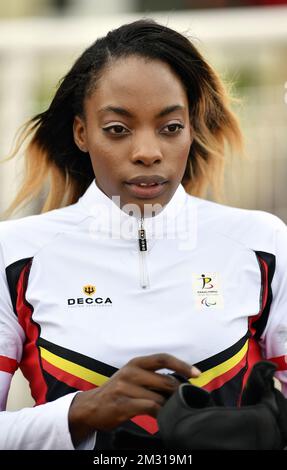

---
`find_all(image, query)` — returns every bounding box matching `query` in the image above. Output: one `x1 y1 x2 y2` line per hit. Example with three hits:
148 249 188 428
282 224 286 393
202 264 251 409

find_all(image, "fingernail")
191 366 201 377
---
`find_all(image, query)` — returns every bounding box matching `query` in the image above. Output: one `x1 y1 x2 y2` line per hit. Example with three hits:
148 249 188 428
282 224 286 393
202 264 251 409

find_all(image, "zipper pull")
138 217 147 252
138 217 149 289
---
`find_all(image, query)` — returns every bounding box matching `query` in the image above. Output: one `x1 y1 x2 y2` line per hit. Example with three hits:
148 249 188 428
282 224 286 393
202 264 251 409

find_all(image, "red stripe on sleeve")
239 255 270 398
250 256 269 328
242 337 263 391
268 355 287 371
16 261 48 405
0 355 18 374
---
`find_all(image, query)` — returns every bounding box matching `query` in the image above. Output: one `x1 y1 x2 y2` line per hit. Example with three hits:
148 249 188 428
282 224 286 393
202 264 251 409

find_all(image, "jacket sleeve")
0 243 77 450
260 220 287 397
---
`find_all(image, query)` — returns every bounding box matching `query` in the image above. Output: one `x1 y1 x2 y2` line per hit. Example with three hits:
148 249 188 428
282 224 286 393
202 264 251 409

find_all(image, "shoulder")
0 202 87 267
187 194 286 253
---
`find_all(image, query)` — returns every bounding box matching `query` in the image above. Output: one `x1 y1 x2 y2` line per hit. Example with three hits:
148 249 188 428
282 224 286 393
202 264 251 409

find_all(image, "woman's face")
73 55 192 216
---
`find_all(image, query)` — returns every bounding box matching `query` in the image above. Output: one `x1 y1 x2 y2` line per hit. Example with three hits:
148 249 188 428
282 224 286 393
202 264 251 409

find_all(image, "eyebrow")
98 104 185 118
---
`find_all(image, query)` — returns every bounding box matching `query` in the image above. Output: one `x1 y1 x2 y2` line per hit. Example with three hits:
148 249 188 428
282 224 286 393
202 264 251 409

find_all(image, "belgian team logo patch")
192 273 224 309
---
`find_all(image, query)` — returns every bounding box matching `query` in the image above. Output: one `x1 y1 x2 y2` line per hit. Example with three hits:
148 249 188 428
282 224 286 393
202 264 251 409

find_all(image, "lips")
125 175 168 185
124 175 168 199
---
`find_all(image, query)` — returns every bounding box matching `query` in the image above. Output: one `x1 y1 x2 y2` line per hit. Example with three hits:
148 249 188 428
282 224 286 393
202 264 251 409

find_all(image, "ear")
73 115 88 153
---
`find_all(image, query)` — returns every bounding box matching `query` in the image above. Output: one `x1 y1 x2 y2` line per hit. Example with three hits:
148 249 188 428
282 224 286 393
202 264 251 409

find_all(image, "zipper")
138 217 149 289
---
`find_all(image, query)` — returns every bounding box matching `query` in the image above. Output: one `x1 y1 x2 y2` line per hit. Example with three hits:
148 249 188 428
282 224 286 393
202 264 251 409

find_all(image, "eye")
161 123 185 134
102 125 130 135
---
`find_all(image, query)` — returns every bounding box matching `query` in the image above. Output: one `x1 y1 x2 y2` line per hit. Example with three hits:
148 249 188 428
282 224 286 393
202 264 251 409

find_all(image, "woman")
0 19 286 450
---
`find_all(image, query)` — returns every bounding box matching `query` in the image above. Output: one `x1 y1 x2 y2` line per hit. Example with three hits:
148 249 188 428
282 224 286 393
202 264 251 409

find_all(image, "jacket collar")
78 179 189 238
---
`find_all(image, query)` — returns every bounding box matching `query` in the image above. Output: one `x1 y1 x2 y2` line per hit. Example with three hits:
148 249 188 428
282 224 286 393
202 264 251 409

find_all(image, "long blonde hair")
4 19 243 218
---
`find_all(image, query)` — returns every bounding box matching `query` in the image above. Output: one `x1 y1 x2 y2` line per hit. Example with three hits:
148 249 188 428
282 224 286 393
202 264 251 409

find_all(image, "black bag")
157 361 287 450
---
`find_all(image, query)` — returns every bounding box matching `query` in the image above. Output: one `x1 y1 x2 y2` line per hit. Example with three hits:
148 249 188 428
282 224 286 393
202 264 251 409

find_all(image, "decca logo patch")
83 285 96 295
67 284 112 307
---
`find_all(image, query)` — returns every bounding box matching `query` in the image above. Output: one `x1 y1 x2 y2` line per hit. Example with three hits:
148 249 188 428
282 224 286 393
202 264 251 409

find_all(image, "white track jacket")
0 180 287 449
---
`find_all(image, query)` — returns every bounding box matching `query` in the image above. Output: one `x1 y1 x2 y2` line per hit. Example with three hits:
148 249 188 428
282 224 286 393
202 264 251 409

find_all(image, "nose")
130 132 163 166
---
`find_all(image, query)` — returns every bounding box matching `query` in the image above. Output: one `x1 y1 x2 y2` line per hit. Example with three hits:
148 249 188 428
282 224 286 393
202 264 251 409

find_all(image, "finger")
121 398 162 420
191 365 201 377
126 367 181 395
119 382 166 406
129 353 201 379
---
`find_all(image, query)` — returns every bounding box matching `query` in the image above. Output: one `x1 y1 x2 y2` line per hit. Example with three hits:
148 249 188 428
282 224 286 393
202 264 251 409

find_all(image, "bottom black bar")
0 450 284 467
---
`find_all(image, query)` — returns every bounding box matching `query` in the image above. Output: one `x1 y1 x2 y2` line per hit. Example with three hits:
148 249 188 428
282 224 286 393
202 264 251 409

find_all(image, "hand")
68 353 201 446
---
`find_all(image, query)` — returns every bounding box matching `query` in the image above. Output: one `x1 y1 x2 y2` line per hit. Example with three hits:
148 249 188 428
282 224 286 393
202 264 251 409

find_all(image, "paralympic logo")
192 272 222 310
201 297 217 307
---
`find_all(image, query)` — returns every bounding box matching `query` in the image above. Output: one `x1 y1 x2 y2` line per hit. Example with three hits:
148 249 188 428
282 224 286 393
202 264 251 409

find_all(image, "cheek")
88 130 129 159
87 138 116 169
169 135 191 163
